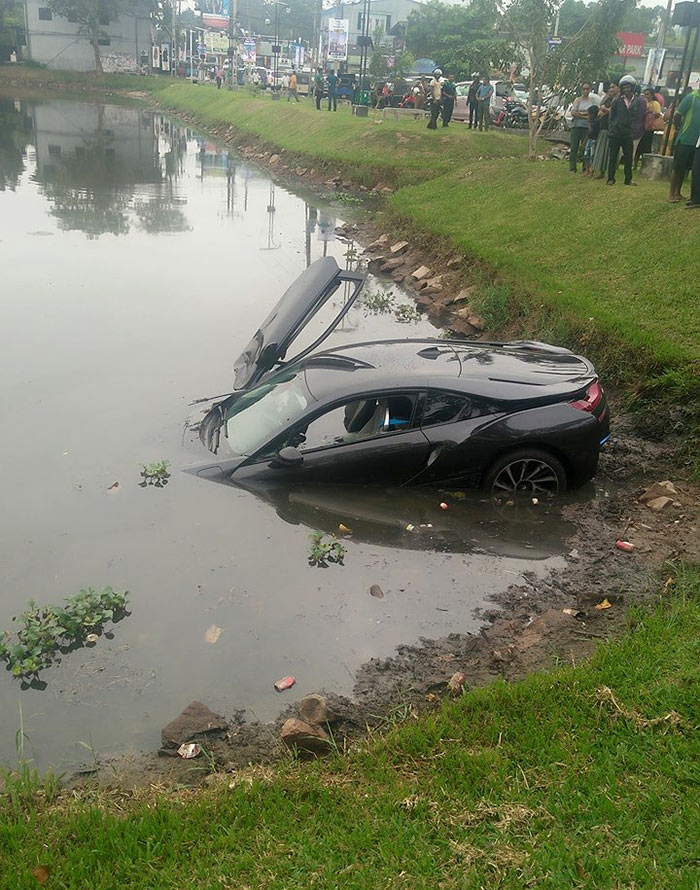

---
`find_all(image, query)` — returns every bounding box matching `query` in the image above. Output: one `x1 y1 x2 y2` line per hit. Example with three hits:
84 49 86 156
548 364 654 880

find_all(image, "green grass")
2 568 700 889
157 82 521 187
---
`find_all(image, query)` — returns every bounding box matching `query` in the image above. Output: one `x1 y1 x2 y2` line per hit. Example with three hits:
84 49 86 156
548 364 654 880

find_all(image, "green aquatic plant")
394 303 421 324
140 459 171 487
308 531 346 568
0 587 129 680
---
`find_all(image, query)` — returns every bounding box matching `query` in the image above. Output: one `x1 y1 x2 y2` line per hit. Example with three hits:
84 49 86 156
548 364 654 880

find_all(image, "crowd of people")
567 75 700 206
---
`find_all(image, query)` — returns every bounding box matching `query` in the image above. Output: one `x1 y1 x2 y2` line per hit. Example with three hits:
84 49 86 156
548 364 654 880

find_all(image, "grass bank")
2 568 699 889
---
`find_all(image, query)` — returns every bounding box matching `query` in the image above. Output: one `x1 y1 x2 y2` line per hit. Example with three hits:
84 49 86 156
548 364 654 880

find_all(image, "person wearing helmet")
426 69 444 129
477 75 494 130
607 76 640 186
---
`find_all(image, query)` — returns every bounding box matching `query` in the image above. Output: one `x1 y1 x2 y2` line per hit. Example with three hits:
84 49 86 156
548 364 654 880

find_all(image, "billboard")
199 0 230 15
328 18 349 62
615 32 646 58
242 38 256 64
205 31 229 53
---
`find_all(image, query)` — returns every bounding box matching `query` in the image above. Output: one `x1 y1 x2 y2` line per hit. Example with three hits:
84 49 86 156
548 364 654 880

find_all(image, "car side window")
421 392 468 427
293 394 417 452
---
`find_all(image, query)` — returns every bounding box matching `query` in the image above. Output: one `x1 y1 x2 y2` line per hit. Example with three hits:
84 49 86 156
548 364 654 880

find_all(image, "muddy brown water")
0 96 573 772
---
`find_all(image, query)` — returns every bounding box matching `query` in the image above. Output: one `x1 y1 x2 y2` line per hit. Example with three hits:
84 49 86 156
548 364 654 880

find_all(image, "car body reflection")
230 480 578 559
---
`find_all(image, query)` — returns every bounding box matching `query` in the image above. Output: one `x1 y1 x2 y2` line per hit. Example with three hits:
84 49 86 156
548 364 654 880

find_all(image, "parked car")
187 258 609 495
453 79 521 123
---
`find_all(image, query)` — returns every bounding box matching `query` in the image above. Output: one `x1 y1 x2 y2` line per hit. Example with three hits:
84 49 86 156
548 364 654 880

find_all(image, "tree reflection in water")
0 98 33 192
31 102 191 238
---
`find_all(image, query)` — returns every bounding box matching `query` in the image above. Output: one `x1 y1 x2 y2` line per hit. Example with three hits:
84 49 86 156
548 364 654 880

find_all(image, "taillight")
570 380 603 414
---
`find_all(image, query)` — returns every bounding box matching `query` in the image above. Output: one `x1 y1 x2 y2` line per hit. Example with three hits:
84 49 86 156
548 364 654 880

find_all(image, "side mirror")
271 446 303 468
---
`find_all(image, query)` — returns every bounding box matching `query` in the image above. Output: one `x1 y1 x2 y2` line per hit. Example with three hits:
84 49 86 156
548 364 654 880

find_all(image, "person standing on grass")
592 82 619 178
686 133 700 208
668 86 700 203
468 74 480 129
426 69 444 130
476 76 493 131
216 66 224 89
631 84 647 162
441 73 456 127
327 70 338 111
569 82 596 172
583 105 600 175
635 87 662 168
314 70 324 110
607 76 640 186
288 70 299 102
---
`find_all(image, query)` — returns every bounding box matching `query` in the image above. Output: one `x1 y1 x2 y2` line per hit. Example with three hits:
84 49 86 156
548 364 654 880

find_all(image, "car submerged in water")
188 257 609 495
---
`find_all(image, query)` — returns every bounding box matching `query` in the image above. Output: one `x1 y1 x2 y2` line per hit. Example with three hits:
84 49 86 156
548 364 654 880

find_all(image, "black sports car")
189 257 609 495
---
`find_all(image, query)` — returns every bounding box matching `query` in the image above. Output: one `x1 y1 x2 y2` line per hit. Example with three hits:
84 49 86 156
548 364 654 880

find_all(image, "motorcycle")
495 97 529 129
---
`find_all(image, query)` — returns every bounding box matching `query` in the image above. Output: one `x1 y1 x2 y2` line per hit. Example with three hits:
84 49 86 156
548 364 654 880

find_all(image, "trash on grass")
439 502 449 510
274 675 296 692
531 497 539 505
85 633 99 643
595 598 612 610
447 672 466 696
616 540 635 552
405 523 416 531
338 523 353 535
562 608 586 619
205 624 222 645
177 742 202 759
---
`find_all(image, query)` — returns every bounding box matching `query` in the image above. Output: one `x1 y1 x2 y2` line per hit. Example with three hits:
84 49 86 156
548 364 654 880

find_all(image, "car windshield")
223 372 310 456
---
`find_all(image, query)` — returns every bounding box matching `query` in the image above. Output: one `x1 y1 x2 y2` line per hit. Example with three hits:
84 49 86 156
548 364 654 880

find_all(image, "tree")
504 0 637 158
406 0 514 80
46 0 134 73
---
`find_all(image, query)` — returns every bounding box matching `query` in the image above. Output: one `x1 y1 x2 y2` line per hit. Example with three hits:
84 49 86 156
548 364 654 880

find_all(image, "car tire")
482 448 567 497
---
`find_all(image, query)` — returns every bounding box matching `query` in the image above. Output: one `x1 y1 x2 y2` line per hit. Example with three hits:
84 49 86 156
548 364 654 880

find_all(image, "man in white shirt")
426 68 444 130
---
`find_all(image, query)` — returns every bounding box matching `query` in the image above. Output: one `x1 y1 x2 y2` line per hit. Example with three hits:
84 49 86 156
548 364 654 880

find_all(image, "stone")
466 314 485 331
376 234 389 244
389 240 409 255
369 584 384 598
646 496 674 512
425 275 443 289
446 255 462 269
299 693 337 725
367 256 386 273
391 271 406 283
639 480 678 504
365 239 388 253
447 286 478 305
269 154 280 165
379 257 405 272
295 167 307 176
280 718 332 756
411 265 432 281
161 701 228 748
639 153 673 181
447 672 466 696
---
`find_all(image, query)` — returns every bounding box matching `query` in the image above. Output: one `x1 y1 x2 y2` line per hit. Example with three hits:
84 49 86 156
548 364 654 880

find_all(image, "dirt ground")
67 112 700 790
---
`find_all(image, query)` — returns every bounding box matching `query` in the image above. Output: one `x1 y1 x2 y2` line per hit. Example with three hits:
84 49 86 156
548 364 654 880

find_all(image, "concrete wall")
25 0 151 71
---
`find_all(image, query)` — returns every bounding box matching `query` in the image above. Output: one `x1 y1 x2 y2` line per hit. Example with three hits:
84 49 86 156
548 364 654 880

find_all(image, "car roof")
299 339 595 405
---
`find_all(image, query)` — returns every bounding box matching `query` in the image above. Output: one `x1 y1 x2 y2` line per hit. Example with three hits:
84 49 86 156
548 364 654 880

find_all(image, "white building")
24 0 151 72
322 0 423 51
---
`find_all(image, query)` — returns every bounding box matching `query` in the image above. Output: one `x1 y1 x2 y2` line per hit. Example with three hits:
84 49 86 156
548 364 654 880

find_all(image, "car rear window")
421 392 468 426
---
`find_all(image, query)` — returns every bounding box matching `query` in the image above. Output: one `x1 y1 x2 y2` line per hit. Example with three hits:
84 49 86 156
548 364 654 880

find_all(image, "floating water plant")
0 587 129 680
140 459 171 487
308 531 346 568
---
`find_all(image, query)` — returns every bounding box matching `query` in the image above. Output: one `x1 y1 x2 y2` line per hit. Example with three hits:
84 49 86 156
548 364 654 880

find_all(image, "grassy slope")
157 83 519 186
390 160 698 368
2 570 700 889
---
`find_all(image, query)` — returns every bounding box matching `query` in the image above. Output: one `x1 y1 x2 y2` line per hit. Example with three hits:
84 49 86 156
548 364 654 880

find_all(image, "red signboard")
615 32 646 58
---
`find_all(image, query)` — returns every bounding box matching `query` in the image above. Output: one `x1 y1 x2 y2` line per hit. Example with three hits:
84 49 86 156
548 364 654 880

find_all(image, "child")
584 105 600 176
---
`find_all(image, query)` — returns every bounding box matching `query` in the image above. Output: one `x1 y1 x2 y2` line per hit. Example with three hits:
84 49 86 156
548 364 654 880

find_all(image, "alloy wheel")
491 458 561 495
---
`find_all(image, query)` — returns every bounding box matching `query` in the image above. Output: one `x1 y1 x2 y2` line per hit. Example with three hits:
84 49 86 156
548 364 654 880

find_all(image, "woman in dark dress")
591 83 619 178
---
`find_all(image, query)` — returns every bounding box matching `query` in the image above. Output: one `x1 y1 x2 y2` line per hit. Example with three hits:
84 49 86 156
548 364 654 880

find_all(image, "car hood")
233 257 366 391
